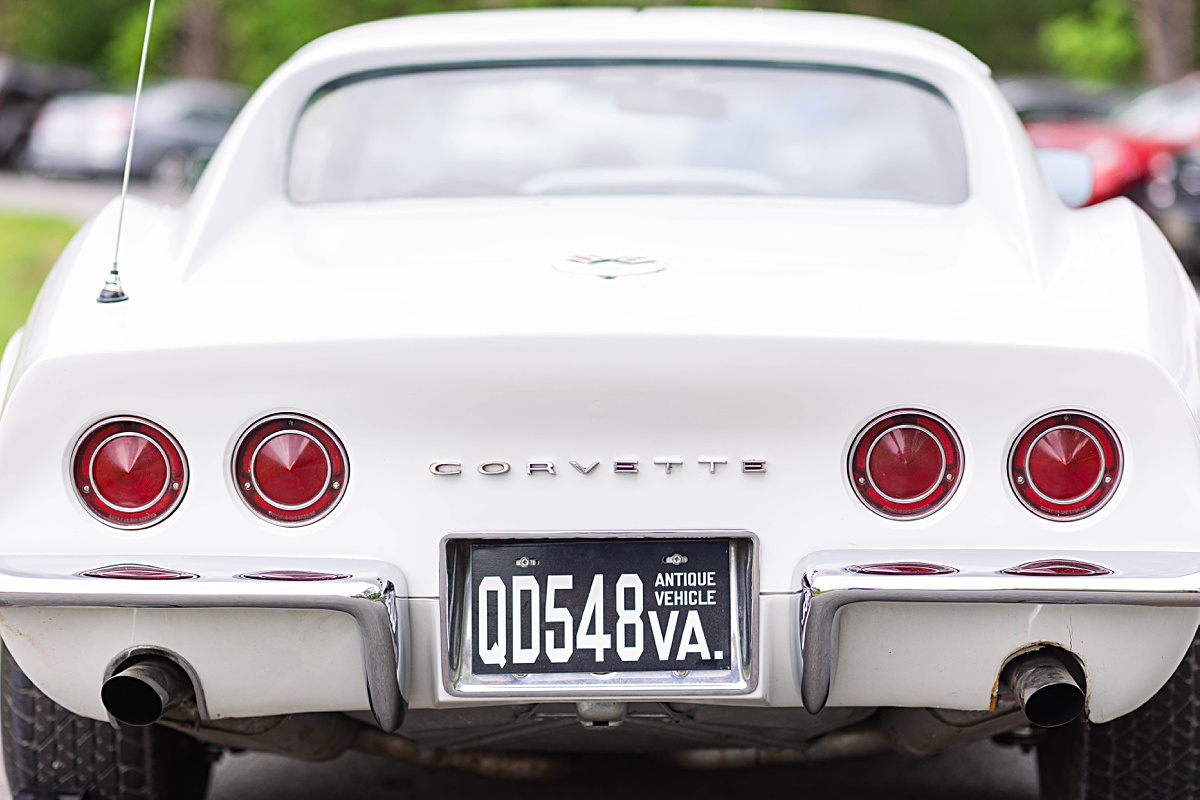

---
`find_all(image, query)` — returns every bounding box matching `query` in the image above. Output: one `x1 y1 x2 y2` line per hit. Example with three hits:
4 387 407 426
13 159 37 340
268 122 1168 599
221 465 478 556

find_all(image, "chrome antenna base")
98 266 128 304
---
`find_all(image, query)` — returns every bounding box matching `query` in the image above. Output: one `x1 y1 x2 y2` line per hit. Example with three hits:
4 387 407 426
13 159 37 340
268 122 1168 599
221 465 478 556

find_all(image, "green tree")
1039 0 1142 82
0 0 1189 87
103 0 187 86
0 0 142 69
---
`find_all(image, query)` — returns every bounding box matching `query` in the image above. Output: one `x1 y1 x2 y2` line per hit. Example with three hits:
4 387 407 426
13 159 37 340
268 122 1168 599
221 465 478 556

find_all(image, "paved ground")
202 739 1038 799
0 172 1043 799
0 731 1039 799
0 707 1039 799
0 173 188 221
0 733 1042 798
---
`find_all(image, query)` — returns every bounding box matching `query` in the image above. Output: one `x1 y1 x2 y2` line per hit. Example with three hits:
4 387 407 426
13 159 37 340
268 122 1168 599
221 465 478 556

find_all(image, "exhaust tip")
1021 679 1085 728
102 657 193 727
1002 649 1086 729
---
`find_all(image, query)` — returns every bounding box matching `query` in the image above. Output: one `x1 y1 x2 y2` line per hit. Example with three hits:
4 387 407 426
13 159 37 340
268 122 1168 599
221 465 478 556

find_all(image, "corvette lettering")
429 459 767 476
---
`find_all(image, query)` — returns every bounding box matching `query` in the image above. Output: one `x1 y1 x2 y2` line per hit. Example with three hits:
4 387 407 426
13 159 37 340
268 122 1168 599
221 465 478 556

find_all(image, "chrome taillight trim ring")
248 429 332 512
1023 424 1106 506
864 423 948 506
88 432 172 514
1009 411 1123 522
848 408 963 521
233 413 349 528
70 416 189 530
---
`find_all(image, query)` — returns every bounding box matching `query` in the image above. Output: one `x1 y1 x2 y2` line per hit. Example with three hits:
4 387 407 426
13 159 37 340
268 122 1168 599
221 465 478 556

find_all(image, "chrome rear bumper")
797 550 1200 713
0 556 407 731
3 550 1199 727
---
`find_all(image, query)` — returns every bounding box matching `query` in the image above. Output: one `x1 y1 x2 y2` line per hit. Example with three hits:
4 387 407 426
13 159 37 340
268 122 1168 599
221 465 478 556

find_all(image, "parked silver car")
23 78 246 186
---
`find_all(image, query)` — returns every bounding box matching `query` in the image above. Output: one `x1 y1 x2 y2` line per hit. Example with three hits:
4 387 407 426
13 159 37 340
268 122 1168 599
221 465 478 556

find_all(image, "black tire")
1 646 213 800
1038 632 1200 799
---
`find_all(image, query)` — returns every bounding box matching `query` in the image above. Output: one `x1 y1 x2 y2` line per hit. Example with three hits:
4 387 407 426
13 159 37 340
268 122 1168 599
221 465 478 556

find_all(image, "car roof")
289 8 989 78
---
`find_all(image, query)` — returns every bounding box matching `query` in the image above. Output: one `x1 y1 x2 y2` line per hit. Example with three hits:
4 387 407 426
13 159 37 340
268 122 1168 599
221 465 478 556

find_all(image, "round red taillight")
1011 411 1121 520
850 410 963 519
71 417 187 529
233 414 347 526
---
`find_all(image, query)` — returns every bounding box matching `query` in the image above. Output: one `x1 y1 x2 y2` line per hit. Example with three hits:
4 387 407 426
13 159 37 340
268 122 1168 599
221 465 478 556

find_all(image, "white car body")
2 6 1199 774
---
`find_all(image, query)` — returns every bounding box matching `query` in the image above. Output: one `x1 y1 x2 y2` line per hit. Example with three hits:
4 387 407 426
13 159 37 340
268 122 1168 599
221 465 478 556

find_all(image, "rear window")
289 61 968 204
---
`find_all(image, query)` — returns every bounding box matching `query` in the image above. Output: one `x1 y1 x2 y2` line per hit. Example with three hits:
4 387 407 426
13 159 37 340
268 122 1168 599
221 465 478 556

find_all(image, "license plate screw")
673 670 689 678
663 553 689 566
514 556 539 568
514 673 528 679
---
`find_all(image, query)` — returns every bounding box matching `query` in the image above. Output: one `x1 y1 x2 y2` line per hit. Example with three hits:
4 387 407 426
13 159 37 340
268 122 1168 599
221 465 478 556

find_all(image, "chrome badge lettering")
430 458 766 476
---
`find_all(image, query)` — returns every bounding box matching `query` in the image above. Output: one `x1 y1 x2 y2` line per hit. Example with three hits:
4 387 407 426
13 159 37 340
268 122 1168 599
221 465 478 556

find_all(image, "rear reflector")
1002 559 1113 577
241 570 351 582
81 564 197 580
848 562 958 576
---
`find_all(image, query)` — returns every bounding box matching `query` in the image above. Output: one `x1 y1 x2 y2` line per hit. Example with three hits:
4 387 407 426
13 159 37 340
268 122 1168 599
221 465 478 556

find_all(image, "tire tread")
1 647 211 800
1041 632 1200 799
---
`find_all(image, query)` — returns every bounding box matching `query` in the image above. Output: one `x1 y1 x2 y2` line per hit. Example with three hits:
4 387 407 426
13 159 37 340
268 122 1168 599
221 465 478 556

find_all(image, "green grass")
0 213 78 350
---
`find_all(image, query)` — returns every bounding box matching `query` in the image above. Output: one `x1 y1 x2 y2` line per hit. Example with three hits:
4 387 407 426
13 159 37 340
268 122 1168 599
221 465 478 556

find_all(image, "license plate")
468 539 733 674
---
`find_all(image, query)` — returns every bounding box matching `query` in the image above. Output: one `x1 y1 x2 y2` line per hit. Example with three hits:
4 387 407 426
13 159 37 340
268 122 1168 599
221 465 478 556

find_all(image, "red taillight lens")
850 410 962 519
1010 412 1121 520
71 417 187 529
234 414 347 526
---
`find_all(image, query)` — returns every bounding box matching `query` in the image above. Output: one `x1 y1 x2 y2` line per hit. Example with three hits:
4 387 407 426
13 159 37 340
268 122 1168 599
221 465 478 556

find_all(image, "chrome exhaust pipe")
102 657 194 727
1002 650 1085 728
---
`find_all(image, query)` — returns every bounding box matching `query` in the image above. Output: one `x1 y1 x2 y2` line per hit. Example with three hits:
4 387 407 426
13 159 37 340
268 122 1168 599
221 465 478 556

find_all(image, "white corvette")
1 8 1198 799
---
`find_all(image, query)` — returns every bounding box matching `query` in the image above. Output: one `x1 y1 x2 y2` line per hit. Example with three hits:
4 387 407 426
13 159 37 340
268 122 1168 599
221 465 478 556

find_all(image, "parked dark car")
1140 145 1200 270
0 56 94 168
23 79 247 186
997 76 1128 123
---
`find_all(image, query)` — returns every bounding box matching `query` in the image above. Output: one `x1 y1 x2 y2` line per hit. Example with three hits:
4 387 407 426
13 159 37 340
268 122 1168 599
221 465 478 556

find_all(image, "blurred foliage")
1039 0 1142 82
0 0 140 70
0 0 1175 87
103 0 187 87
0 214 76 348
802 0 1109 78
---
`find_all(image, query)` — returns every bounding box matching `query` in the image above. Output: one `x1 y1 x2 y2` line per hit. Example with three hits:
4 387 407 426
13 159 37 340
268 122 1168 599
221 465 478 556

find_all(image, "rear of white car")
2 9 1200 800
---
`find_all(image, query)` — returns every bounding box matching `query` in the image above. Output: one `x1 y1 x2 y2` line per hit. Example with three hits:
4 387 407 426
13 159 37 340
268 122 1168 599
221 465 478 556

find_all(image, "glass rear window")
289 62 968 204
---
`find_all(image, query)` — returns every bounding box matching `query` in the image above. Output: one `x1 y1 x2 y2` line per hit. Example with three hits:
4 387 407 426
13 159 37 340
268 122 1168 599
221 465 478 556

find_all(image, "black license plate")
469 539 732 675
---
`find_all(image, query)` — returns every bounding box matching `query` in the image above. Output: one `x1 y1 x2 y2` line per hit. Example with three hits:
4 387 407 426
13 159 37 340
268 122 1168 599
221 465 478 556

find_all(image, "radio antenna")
98 0 157 304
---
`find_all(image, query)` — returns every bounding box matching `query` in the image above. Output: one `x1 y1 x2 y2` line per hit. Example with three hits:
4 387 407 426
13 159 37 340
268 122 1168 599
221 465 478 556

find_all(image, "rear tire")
1 646 213 800
1038 632 1200 799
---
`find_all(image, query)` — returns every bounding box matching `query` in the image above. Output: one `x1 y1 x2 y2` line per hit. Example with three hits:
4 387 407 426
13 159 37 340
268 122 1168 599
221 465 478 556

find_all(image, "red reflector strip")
1001 559 1113 577
241 570 351 582
80 564 197 580
848 562 958 576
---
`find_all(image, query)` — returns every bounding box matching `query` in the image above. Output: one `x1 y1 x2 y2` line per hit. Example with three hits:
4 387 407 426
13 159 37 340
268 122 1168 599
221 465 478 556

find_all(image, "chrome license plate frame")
441 530 757 698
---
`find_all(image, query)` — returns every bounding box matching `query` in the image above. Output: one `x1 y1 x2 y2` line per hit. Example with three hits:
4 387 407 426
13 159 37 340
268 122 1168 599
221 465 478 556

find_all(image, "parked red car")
1026 74 1200 205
